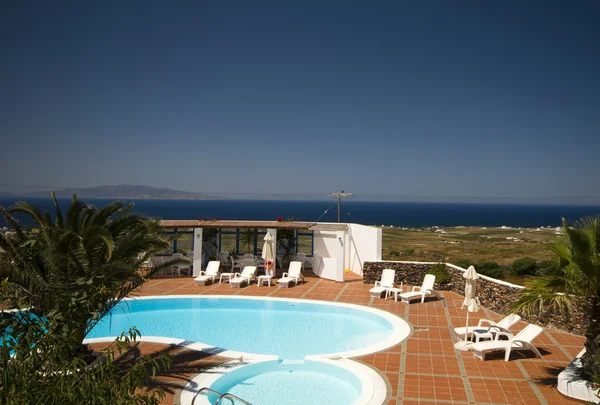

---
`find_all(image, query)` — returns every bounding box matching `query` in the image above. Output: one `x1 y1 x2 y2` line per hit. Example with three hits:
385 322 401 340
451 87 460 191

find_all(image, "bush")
475 261 505 279
429 263 451 284
536 259 562 276
510 257 537 276
389 250 400 256
453 259 472 269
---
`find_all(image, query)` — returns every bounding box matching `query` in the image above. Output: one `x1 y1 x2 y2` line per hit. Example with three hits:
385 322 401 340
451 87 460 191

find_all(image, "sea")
1 197 599 228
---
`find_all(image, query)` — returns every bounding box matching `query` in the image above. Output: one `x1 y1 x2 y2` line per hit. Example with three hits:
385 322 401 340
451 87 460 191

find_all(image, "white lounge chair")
194 261 221 286
471 324 544 361
399 274 439 304
230 266 257 288
369 269 396 299
454 313 521 342
278 261 304 288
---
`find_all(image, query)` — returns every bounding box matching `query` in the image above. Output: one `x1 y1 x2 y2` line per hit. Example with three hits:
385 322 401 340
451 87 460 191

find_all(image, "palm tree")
0 193 187 353
513 216 600 379
241 228 257 254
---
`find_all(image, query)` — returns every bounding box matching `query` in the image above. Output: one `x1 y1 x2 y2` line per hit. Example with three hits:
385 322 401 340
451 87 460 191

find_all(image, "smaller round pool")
183 359 386 405
209 360 360 405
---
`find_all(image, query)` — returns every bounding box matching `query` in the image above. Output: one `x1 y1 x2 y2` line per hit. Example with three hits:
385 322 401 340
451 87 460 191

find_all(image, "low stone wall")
363 260 586 334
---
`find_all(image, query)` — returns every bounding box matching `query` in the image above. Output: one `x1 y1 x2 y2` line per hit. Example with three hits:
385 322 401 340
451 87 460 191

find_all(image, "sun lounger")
230 266 257 288
194 261 220 286
471 324 544 361
399 274 439 304
278 261 304 288
454 313 521 342
369 269 396 299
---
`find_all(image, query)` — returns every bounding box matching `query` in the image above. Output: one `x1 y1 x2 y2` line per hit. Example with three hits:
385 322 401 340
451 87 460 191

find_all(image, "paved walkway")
121 274 586 405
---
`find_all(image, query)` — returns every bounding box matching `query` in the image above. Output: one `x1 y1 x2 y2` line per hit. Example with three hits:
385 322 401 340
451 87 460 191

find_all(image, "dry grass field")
381 225 560 285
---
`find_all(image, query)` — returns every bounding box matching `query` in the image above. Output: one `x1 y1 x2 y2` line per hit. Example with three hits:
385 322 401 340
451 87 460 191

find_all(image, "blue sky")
1 1 599 203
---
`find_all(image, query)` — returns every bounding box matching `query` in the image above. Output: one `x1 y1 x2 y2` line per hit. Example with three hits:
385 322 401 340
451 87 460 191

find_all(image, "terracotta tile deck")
122 274 586 405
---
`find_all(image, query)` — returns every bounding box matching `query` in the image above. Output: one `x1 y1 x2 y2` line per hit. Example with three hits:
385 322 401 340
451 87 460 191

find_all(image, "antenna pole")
327 191 354 223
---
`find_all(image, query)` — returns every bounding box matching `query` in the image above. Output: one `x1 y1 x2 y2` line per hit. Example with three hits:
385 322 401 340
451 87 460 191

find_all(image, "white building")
159 220 382 282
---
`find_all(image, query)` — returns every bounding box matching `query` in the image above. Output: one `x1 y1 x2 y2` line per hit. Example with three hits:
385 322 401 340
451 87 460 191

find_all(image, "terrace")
102 273 586 405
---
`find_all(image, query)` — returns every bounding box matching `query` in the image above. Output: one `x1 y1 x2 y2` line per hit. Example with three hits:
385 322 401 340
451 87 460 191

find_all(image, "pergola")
159 220 347 231
159 220 348 277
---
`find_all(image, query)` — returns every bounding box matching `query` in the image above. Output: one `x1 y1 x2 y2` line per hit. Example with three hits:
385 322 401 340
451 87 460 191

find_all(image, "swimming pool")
209 360 359 404
181 358 389 405
85 296 409 359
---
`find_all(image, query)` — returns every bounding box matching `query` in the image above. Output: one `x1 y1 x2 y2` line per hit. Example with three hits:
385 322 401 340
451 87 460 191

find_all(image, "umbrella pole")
464 310 470 346
454 299 473 351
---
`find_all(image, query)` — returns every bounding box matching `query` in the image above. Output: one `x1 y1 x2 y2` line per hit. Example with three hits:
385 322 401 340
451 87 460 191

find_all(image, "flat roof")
160 220 318 229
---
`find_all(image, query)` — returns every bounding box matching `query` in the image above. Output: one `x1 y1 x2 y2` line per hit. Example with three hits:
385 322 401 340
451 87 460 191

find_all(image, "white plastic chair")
194 261 221 285
399 274 439 304
230 266 257 288
454 314 522 341
278 261 304 288
471 324 544 361
369 269 396 299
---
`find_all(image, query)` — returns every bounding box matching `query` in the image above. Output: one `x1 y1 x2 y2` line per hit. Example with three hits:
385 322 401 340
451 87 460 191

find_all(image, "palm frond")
8 201 48 228
50 191 64 228
513 290 575 317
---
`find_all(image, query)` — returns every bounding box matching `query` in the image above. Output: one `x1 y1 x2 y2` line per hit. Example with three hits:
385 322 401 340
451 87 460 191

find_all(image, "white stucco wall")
347 224 382 276
312 230 344 281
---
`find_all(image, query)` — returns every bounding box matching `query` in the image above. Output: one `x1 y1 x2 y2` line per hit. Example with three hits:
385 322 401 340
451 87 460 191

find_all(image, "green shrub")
389 250 400 256
536 259 562 276
510 257 537 276
453 259 472 269
429 263 451 284
400 248 414 255
475 261 504 279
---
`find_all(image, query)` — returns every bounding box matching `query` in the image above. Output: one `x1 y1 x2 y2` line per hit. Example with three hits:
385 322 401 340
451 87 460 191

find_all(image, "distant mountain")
0 192 15 197
26 185 213 200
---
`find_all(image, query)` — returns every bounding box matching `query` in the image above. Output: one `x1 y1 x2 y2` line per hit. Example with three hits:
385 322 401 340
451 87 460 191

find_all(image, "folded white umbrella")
455 265 480 351
261 233 275 277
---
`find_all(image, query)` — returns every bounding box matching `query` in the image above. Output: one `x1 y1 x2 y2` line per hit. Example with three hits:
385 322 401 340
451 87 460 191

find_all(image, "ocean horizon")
1 197 600 228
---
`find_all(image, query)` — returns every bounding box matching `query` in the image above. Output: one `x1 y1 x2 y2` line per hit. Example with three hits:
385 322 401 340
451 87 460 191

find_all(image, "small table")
473 329 494 343
386 287 403 302
219 273 234 284
258 275 272 287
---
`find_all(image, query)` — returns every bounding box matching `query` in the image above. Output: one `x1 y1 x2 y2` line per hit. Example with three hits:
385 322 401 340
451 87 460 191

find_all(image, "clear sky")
1 1 599 203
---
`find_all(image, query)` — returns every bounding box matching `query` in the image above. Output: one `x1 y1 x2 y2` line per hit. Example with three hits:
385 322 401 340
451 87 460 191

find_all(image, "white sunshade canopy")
461 265 480 313
261 233 275 276
455 265 481 351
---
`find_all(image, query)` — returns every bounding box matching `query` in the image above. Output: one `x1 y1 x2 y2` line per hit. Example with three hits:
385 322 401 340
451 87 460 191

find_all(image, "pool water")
206 360 361 405
86 296 396 359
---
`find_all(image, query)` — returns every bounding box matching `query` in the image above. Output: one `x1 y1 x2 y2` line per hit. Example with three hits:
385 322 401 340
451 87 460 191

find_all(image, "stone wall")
363 260 587 334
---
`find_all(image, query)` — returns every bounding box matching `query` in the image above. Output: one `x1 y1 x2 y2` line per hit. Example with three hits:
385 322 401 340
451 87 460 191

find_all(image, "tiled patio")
123 274 586 405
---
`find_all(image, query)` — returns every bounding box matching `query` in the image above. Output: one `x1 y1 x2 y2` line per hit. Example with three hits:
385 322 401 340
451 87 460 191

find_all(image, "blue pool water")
86 297 395 359
207 360 361 405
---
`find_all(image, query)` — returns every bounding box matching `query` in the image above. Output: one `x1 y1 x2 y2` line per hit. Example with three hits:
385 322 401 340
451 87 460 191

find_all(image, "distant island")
23 185 213 200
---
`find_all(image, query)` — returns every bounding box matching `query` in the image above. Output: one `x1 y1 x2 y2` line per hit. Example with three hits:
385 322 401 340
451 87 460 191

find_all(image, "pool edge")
179 358 389 405
83 295 411 360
